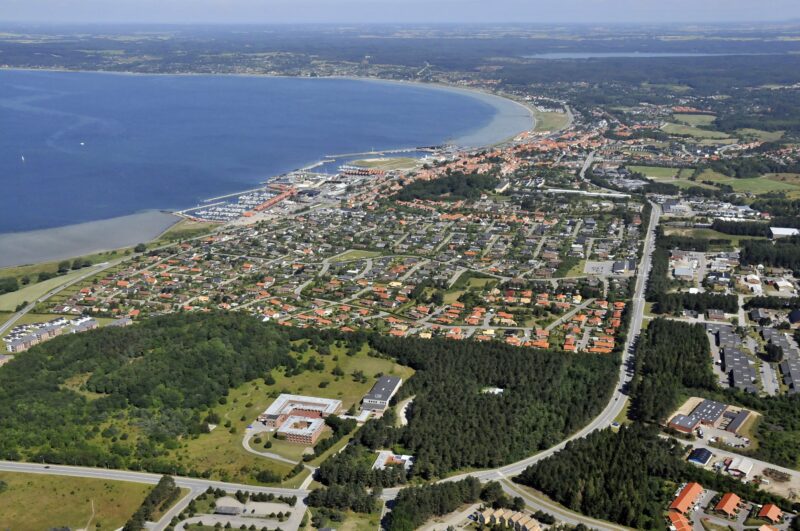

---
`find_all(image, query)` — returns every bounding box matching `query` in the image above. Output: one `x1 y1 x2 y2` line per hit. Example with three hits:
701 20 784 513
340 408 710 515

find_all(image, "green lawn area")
532 108 570 132
736 128 784 142
151 218 218 246
174 344 414 485
0 268 92 312
673 113 716 127
698 170 800 196
331 249 383 262
629 165 678 179
351 157 419 171
662 123 733 140
306 508 381 531
0 472 150 531
452 270 497 289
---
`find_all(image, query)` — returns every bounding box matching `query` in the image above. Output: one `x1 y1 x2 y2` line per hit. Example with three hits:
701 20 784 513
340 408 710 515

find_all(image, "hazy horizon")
2 0 800 25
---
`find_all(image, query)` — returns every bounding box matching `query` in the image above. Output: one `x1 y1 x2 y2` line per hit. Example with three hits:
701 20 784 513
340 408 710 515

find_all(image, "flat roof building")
258 394 341 432
362 375 403 412
687 448 713 466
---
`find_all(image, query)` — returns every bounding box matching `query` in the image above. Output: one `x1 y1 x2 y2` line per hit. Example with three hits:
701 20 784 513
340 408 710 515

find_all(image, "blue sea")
0 70 529 234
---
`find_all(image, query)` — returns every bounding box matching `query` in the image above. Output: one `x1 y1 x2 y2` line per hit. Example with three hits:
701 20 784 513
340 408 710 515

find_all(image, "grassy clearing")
174 345 413 485
662 227 765 247
629 165 678 179
351 157 419 171
0 248 126 282
698 170 800 196
662 123 733 140
0 268 90 312
673 114 716 127
331 249 383 262
532 108 570 132
736 128 784 142
0 472 150 531
151 218 218 246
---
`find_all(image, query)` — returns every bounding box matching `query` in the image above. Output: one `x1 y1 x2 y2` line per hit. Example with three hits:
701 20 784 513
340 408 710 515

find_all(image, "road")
0 461 309 531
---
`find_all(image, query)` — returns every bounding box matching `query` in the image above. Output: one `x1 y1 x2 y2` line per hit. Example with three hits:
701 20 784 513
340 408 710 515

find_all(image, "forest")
351 335 618 478
628 319 717 424
0 313 296 471
741 237 800 271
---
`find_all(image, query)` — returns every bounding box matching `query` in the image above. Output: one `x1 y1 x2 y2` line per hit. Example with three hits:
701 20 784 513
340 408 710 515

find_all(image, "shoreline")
0 68 535 268
0 211 180 269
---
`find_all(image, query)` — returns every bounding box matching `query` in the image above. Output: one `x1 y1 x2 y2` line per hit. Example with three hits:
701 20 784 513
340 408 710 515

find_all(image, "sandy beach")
0 211 179 268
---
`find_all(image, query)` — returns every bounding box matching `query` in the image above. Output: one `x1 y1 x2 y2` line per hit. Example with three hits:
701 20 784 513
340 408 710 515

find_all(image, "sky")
2 0 800 25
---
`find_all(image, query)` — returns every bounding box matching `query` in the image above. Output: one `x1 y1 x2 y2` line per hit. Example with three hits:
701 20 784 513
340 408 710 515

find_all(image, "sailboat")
20 154 25 163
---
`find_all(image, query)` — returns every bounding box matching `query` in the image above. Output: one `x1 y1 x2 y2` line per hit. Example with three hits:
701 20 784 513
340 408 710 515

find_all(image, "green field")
662 227 766 247
698 170 800 196
661 123 733 140
736 128 784 142
628 166 715 189
331 249 383 262
0 268 92 312
351 157 419 171
532 108 570 132
672 113 716 127
0 472 150 531
174 344 414 484
151 218 218 246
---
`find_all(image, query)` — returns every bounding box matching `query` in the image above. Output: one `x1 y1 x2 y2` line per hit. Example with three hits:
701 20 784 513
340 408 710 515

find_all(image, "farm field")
737 128 784 142
0 472 150 531
628 166 716 189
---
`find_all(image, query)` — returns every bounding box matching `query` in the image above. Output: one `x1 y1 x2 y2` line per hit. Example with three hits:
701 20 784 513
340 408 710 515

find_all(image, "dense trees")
355 336 617 478
385 477 481 531
711 219 770 237
629 319 716 424
123 475 180 531
741 237 800 271
394 172 499 202
0 277 18 295
315 445 407 488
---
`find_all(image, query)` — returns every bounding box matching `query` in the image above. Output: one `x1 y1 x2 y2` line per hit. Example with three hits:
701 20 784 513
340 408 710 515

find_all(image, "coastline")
0 211 180 269
0 68 535 268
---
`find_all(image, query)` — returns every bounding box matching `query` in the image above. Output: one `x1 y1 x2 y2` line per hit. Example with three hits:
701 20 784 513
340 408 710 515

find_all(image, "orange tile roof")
758 504 782 523
670 482 702 514
667 512 692 531
715 493 741 517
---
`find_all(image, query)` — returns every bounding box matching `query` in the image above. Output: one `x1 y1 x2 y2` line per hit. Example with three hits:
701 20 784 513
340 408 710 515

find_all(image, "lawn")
662 123 733 140
151 218 218 246
532 108 570 132
331 249 383 262
673 113 716 127
174 344 413 485
0 472 150 531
